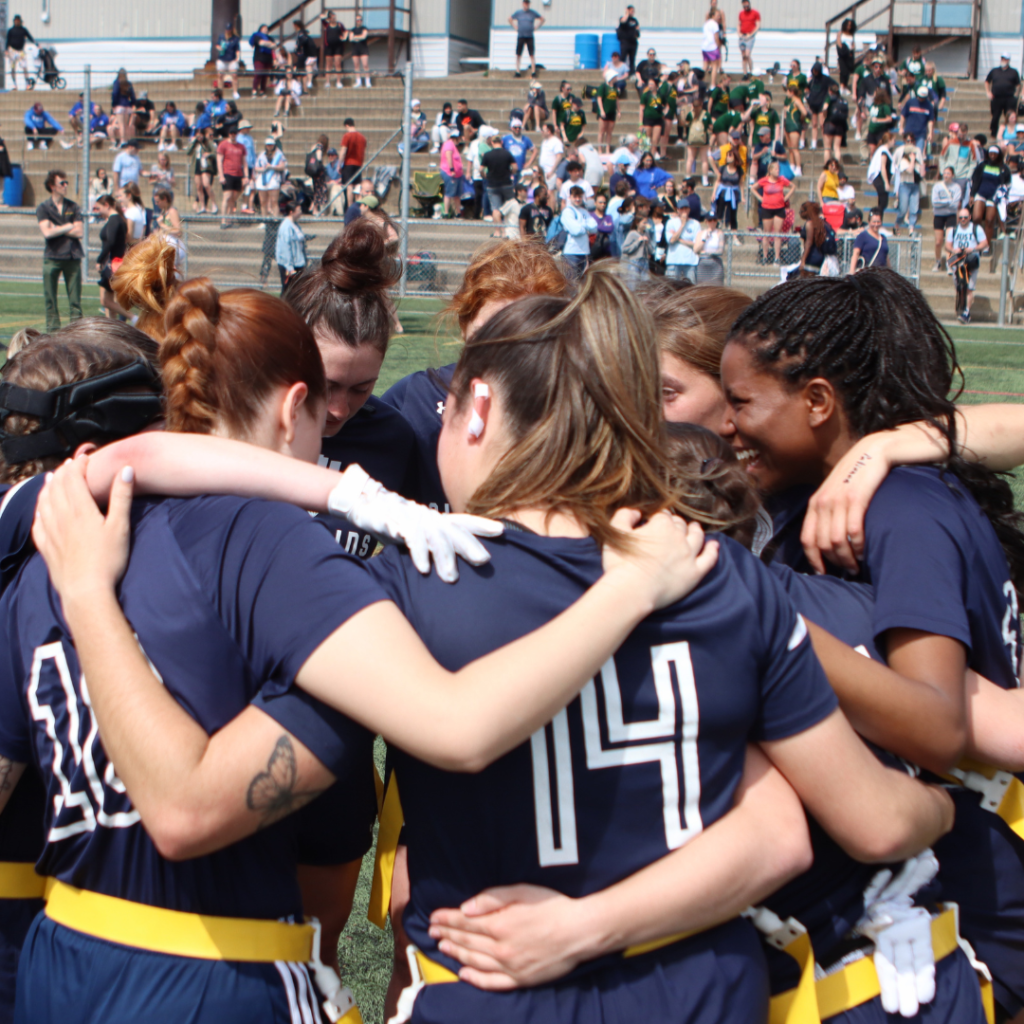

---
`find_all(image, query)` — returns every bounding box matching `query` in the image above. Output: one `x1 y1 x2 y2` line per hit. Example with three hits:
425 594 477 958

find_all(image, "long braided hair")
727 268 1024 599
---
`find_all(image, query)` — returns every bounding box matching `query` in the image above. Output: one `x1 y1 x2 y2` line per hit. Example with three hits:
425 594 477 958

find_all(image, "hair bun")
320 216 400 292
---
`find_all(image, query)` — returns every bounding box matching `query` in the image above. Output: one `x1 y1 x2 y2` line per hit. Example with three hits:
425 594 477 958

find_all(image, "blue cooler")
601 33 619 66
574 34 599 70
3 164 23 207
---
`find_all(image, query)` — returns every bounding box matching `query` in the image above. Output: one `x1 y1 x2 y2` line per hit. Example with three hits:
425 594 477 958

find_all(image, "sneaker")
933 260 942 271
40 139 48 150
26 140 34 150
799 139 805 149
514 71 522 78
810 140 817 150
958 309 971 323
794 168 802 177
233 91 240 100
59 138 74 149
365 78 372 87
354 79 362 88
947 265 955 275
702 175 708 186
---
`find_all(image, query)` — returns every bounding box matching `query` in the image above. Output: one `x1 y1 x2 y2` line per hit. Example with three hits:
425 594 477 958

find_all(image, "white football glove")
855 850 940 1018
327 464 503 583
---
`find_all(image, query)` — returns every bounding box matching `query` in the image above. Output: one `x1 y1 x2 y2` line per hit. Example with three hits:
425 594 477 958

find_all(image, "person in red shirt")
339 118 368 205
737 0 761 77
216 124 249 228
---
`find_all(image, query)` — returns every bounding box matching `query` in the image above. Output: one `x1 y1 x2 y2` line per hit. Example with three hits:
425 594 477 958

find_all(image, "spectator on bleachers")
213 101 242 141
610 134 641 175
217 124 248 228
635 47 661 97
133 91 157 138
272 41 290 73
344 180 375 224
93 193 130 319
249 24 275 97
88 168 111 210
188 127 218 213
518 183 553 237
292 18 319 91
499 183 528 239
562 96 587 146
969 144 1011 245
524 80 548 132
275 199 306 288
215 22 242 99
467 126 493 219
1007 154 1024 222
110 69 137 149
921 62 947 112
274 70 303 117
320 148 343 213
24 101 64 150
148 151 175 208
621 208 651 282
561 184 598 277
678 176 702 221
5 15 34 91
188 101 212 137
806 59 834 150
254 136 286 216
439 131 464 218
590 192 614 258
118 181 148 245
502 119 535 180
836 170 856 207
558 160 594 208
349 13 371 88
821 82 848 164
609 159 636 196
577 136 604 189
454 99 484 142
938 123 978 212
509 0 543 80
602 52 630 98
154 188 185 263
306 133 330 212
712 150 741 229
399 99 429 155
320 11 347 90
893 131 923 235
89 105 110 148
931 165 961 270
900 85 935 157
998 110 1020 153
207 88 228 121
665 203 699 282
339 118 367 204
551 79 573 134
596 77 619 155
430 102 455 152
634 151 671 200
237 119 256 178
157 102 186 152
68 96 99 148
482 137 517 235
113 140 141 189
539 122 564 190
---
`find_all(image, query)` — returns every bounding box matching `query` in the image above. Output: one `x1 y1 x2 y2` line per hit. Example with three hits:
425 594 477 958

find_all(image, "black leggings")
874 178 889 213
716 195 738 230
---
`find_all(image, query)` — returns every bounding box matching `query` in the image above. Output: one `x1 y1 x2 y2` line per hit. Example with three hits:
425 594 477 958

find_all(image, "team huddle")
0 228 1023 1024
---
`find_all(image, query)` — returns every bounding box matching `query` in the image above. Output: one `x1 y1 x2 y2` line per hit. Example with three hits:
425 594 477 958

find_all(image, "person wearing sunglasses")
35 169 84 331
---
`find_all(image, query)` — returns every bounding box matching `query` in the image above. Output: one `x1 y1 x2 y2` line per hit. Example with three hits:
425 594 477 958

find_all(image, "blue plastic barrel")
601 33 619 67
3 164 23 207
574 34 599 70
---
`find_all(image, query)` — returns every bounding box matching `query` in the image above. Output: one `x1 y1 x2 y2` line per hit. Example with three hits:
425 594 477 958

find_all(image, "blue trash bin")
574 34 599 70
3 164 23 207
601 33 619 67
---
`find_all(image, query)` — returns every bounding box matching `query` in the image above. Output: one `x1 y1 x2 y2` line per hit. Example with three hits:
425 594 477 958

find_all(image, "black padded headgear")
0 359 163 464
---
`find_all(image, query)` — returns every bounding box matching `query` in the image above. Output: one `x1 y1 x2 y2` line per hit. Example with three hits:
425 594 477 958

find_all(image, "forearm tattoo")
246 735 325 829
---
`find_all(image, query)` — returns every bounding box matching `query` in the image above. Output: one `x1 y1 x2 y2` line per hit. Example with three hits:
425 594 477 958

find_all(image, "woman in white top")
118 182 148 245
694 210 725 284
539 123 564 191
273 70 303 117
254 138 288 217
930 166 962 270
701 14 723 87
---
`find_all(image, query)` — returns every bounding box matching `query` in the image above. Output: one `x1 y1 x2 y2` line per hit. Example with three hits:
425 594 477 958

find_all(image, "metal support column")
999 233 1009 326
399 59 412 298
82 66 92 269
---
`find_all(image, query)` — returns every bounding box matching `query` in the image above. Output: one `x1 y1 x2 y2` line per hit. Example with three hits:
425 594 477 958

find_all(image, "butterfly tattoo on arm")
246 735 327 829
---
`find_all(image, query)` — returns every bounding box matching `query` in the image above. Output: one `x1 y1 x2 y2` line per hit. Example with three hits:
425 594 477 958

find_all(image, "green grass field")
2 281 1024 1022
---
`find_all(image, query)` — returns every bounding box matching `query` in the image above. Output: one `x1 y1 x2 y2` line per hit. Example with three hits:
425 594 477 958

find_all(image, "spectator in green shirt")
921 62 947 113
744 91 781 146
713 104 743 144
786 61 808 98
639 77 665 154
867 88 897 157
552 80 573 127
597 81 619 154
707 74 732 118
656 73 678 157
562 96 587 145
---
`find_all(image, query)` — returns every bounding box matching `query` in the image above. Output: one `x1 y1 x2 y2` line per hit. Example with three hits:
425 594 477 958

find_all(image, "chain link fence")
0 209 923 302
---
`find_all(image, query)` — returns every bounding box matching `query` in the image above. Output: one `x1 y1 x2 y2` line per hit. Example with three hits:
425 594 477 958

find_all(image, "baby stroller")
36 48 66 90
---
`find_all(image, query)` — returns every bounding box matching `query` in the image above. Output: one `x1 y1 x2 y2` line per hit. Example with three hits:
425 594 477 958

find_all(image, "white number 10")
530 641 703 867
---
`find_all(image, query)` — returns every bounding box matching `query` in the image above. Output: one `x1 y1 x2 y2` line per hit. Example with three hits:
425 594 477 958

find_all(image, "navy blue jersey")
0 494 387 919
0 478 45 595
367 531 837 980
317 395 419 559
379 365 454 512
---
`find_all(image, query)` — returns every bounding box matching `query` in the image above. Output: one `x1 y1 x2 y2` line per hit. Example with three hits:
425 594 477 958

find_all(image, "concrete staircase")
0 70 1010 318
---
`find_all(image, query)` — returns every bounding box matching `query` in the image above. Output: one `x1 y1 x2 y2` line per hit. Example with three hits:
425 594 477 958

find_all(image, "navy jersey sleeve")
0 475 46 594
862 470 971 649
172 497 391 700
0 604 31 764
727 543 839 741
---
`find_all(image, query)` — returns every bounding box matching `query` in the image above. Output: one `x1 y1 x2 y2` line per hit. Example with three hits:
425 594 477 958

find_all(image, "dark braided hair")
727 268 1024 600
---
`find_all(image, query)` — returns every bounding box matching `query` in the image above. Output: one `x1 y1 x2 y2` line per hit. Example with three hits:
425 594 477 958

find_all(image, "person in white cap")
501 117 536 181
986 52 1021 137
254 135 287 216
399 99 428 154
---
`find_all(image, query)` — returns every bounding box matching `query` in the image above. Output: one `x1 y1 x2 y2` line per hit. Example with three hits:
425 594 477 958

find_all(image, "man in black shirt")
634 48 661 98
616 6 640 75
5 15 34 91
807 60 835 150
482 144 517 234
986 54 1022 136
455 98 484 141
35 170 84 331
518 184 554 237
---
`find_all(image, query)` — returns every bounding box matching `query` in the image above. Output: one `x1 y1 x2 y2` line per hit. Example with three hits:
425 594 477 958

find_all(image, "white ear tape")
468 383 489 438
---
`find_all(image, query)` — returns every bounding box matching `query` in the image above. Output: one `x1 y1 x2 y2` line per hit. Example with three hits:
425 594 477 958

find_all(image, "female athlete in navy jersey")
0 273 716 1024
36 267 954 1024
718 268 1024 1022
381 239 573 512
